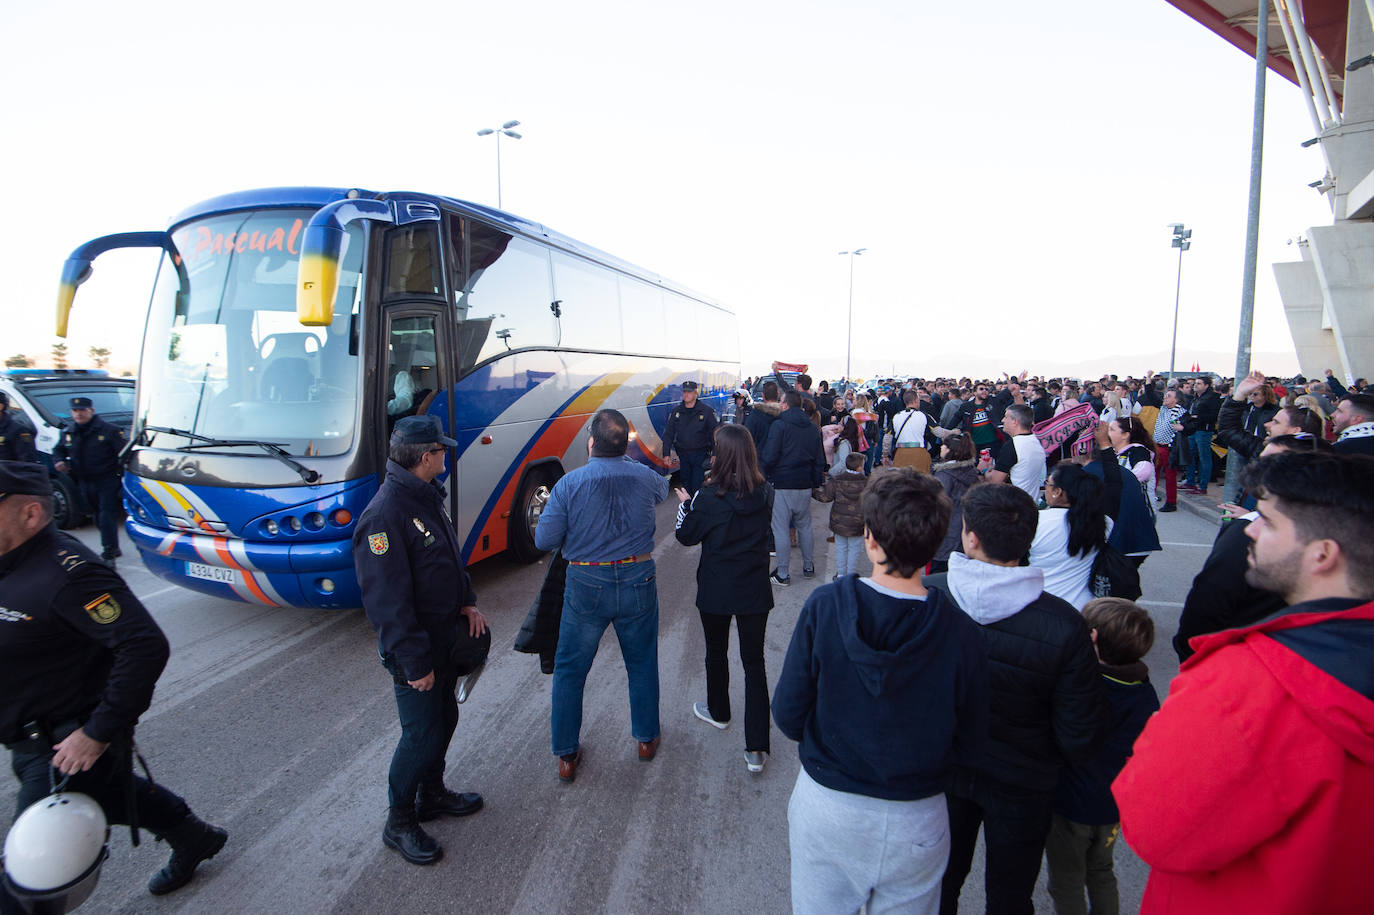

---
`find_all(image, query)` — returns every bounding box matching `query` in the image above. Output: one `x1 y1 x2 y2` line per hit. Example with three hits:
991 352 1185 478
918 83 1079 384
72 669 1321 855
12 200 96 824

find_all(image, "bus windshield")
140 209 364 457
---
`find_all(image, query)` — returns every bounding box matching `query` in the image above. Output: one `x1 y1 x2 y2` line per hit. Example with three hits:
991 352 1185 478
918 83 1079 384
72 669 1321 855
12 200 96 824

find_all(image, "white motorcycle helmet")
3 793 109 914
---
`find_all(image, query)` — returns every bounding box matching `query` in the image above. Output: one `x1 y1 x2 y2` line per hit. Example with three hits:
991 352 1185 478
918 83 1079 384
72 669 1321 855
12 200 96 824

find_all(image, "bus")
56 187 738 609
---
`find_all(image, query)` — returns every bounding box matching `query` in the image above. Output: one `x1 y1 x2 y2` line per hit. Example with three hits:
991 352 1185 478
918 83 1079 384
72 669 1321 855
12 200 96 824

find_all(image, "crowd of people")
2 363 1372 914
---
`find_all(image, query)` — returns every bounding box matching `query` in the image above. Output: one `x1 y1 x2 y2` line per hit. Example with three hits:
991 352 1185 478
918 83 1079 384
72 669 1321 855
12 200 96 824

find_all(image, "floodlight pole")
839 249 866 384
1225 0 1268 503
476 120 523 209
1167 224 1191 380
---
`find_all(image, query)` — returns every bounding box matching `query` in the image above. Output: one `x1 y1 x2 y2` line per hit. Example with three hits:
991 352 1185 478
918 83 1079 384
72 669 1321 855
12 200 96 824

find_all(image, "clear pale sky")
0 0 1335 381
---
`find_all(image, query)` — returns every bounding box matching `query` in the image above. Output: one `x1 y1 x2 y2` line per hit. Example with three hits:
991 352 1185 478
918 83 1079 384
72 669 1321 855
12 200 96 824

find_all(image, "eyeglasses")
427 446 447 455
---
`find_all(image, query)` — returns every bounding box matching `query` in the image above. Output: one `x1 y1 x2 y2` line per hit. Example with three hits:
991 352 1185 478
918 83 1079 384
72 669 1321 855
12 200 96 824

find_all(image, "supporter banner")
1033 402 1096 452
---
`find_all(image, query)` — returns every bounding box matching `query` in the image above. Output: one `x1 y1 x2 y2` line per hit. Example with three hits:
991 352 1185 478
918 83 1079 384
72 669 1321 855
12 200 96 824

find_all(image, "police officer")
52 397 126 564
352 415 491 866
662 380 718 496
0 461 227 911
0 392 37 462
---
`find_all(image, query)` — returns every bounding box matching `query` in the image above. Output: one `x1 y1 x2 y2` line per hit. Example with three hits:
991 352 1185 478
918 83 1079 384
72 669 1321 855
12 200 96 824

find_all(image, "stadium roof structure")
1165 0 1349 102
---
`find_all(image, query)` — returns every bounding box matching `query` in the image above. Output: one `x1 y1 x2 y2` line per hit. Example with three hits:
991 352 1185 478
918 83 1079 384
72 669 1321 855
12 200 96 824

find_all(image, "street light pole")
1167 224 1192 380
475 120 523 209
839 248 866 385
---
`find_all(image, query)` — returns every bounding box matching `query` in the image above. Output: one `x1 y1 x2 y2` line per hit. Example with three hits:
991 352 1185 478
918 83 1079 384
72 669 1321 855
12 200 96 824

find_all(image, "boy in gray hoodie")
924 483 1107 914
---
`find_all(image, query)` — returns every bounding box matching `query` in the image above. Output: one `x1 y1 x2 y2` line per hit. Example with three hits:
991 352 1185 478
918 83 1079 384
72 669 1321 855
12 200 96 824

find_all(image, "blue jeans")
1187 430 1213 489
835 534 865 577
551 560 661 756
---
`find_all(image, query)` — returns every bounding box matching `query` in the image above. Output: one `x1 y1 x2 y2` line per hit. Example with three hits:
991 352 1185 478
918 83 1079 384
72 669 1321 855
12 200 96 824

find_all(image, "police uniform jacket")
662 399 718 456
353 460 477 682
0 525 169 746
53 414 127 480
0 411 38 462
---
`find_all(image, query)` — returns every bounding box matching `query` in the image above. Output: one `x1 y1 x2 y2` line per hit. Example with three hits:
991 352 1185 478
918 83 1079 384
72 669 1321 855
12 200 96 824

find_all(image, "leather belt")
568 553 652 566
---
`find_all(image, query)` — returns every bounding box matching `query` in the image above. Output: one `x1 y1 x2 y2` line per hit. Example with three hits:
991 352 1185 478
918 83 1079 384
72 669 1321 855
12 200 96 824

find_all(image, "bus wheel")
509 465 559 563
52 475 82 529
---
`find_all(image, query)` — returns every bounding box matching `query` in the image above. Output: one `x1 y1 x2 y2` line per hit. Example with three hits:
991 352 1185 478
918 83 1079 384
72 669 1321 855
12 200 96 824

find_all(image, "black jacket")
52 414 126 479
514 551 568 674
662 400 718 455
1173 517 1285 661
0 525 169 745
1186 389 1222 432
1216 397 1269 461
759 407 826 490
674 482 774 614
0 410 38 462
744 402 780 454
925 570 1107 791
353 461 477 681
1054 661 1159 825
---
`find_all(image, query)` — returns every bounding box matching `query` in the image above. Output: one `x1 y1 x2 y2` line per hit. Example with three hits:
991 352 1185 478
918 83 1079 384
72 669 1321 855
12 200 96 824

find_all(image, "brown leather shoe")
637 737 661 761
558 748 582 783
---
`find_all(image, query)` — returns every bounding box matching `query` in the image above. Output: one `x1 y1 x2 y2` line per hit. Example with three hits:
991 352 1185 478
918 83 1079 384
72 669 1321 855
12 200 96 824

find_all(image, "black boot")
415 784 483 822
147 814 228 895
382 807 442 865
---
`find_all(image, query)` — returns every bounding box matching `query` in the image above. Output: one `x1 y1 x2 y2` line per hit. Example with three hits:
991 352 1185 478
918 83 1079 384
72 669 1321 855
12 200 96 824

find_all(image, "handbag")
1090 544 1142 600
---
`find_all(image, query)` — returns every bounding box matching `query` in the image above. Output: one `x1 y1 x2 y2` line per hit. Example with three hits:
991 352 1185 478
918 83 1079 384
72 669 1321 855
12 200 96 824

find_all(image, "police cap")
69 397 94 410
0 460 52 499
391 415 457 448
681 381 699 392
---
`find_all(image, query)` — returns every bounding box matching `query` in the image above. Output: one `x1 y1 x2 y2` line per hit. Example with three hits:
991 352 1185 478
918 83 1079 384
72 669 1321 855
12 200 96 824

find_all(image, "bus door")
378 221 457 525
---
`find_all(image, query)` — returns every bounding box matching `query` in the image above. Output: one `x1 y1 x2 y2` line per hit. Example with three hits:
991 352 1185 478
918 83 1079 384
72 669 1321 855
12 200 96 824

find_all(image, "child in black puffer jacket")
814 452 868 579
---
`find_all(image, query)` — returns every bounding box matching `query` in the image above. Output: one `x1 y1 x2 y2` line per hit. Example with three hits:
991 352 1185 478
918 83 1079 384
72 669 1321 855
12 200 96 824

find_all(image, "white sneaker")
693 702 729 730
745 750 767 773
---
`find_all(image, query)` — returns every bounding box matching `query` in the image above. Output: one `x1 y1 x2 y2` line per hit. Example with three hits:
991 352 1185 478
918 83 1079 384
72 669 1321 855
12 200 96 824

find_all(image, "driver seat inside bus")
259 332 319 402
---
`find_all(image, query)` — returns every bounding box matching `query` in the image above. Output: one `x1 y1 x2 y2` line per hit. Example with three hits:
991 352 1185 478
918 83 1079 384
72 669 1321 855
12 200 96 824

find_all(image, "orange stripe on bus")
213 537 275 606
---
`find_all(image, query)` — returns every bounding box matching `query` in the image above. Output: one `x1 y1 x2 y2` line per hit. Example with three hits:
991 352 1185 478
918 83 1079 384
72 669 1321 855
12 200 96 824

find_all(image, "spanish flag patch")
83 593 121 624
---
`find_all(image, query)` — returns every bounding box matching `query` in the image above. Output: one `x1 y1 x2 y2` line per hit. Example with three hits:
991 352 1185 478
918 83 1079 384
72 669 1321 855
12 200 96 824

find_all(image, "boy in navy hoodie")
1045 598 1159 915
773 469 989 915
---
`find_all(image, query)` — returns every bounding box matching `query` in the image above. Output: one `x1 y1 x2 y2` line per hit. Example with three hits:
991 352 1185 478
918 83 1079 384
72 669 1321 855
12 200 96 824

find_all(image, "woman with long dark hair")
1109 416 1157 510
674 423 775 773
1029 462 1110 609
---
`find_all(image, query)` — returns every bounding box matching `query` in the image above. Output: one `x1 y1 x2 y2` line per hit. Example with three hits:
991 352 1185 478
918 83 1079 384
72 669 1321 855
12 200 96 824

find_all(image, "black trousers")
678 449 709 497
939 770 1055 915
698 610 770 753
78 475 123 554
380 626 490 809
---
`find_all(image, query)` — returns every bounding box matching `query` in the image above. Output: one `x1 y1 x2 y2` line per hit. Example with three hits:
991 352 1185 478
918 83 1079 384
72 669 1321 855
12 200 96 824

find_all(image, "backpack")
1090 543 1142 600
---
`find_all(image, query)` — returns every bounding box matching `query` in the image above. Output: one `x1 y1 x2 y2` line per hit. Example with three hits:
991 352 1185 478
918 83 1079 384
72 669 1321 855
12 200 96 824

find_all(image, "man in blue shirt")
535 409 669 782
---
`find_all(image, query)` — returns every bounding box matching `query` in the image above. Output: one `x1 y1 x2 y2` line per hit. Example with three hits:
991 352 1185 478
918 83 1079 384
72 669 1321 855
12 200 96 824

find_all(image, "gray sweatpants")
772 487 815 580
788 767 949 915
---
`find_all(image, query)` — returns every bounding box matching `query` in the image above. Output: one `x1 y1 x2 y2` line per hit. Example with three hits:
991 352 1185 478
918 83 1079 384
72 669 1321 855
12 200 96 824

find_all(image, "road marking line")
1160 542 1212 548
1141 600 1185 608
143 584 182 599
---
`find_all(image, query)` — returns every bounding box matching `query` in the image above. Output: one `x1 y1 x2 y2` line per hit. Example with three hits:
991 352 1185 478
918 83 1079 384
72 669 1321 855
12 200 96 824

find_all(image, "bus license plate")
186 561 236 584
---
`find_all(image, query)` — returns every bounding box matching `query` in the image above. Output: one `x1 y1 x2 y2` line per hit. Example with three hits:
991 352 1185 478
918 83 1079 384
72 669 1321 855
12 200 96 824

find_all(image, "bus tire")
509 464 560 563
52 474 83 529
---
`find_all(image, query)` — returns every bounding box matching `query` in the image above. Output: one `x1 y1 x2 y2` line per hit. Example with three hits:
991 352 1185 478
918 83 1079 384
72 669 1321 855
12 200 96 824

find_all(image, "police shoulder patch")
368 532 389 555
83 593 121 624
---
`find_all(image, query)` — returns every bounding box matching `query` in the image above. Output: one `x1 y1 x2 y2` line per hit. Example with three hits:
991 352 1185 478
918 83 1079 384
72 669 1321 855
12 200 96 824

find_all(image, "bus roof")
172 186 725 311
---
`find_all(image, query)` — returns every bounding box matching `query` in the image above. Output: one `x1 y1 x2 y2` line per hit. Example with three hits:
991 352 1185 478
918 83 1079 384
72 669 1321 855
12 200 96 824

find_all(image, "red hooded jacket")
1113 598 1374 914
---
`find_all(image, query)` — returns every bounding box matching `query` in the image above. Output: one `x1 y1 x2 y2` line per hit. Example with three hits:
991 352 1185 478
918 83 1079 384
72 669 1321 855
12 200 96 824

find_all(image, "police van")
0 369 135 528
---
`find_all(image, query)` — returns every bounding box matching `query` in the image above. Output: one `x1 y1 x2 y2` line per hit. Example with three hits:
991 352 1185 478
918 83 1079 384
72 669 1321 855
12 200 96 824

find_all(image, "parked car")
0 369 135 528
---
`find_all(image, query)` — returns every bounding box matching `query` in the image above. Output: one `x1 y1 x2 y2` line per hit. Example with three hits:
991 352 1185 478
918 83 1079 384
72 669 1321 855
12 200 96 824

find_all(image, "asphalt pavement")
1 496 1225 914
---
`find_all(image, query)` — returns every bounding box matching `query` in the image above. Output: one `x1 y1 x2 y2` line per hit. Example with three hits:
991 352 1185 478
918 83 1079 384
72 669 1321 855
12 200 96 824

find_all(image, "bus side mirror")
296 196 396 328
55 232 181 338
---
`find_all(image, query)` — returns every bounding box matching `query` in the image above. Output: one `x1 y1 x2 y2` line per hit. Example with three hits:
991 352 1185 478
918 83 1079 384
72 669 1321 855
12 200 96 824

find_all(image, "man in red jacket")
1113 450 1374 914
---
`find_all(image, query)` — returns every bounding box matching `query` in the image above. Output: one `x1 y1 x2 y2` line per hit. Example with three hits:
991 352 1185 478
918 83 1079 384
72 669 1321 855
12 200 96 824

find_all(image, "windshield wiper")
142 425 320 484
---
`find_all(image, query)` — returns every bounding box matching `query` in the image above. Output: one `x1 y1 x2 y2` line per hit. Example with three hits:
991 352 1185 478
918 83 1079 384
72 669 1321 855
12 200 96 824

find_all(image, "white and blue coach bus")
56 187 738 609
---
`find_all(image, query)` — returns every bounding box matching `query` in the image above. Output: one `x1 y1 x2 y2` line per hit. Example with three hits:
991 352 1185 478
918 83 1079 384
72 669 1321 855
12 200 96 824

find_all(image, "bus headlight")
304 512 325 531
263 519 279 536
286 516 302 532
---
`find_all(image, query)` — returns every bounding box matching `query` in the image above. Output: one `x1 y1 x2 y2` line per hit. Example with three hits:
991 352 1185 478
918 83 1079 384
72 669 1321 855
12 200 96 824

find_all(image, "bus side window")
459 224 553 371
384 226 443 298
